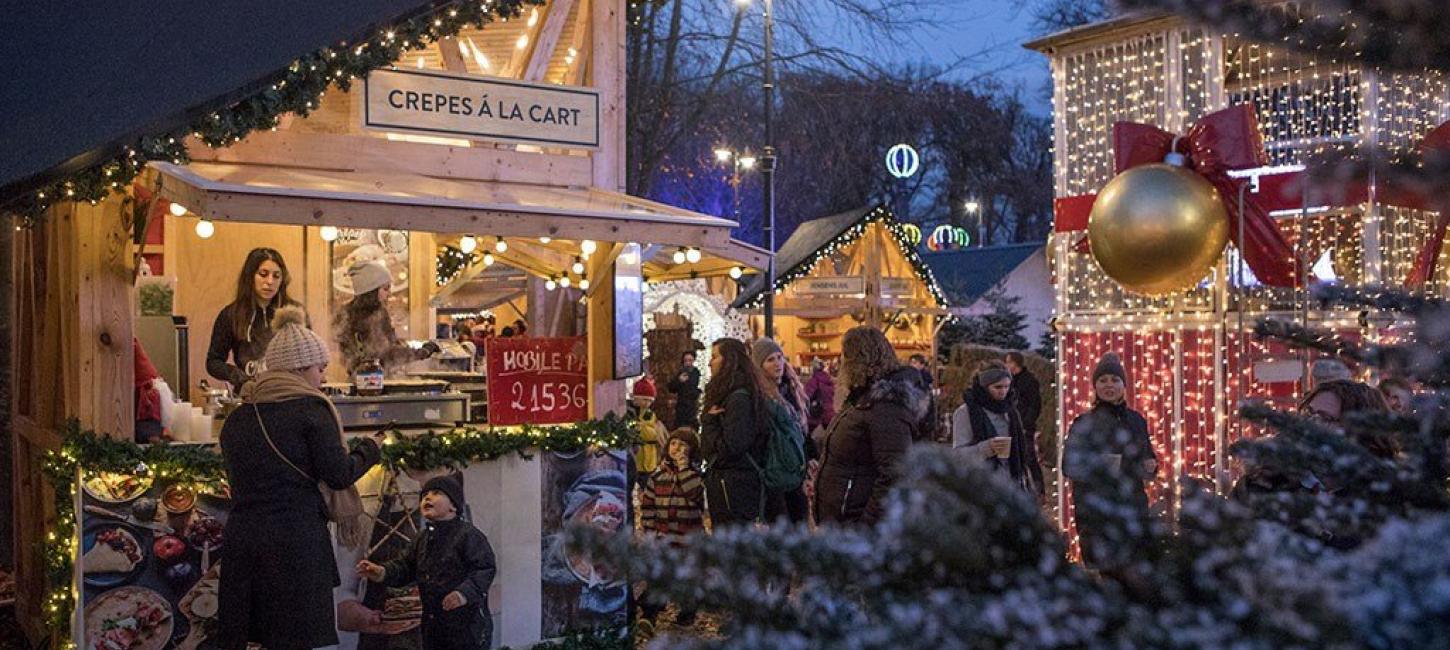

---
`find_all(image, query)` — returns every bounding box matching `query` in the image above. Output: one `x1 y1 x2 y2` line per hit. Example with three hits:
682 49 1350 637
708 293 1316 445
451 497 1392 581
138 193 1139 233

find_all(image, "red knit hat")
632 377 657 399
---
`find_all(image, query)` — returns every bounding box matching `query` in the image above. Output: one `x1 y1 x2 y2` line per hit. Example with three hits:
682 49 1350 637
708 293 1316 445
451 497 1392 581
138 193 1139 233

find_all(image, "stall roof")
1021 11 1172 53
923 243 1043 307
150 161 741 248
0 0 433 205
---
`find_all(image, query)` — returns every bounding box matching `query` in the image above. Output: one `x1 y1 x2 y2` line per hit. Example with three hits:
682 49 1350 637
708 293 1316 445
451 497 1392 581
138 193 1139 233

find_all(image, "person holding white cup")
952 360 1045 499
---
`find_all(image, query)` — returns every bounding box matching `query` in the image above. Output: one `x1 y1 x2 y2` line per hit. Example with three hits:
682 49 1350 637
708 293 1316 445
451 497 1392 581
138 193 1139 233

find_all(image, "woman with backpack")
699 338 778 526
814 327 929 526
752 338 810 523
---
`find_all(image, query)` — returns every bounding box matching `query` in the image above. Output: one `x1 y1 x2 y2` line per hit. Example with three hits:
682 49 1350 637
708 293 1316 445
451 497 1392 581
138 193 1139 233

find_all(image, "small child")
358 476 497 649
627 377 668 480
639 428 705 542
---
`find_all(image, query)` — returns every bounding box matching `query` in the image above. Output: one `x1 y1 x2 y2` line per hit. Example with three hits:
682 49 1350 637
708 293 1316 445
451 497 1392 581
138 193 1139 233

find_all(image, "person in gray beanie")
334 261 438 375
751 337 810 523
952 360 1044 497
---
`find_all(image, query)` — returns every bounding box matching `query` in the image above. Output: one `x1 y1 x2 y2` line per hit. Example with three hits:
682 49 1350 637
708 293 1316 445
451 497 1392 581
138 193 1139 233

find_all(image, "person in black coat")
699 338 773 526
206 247 302 390
815 328 928 526
1005 351 1042 436
218 308 381 649
668 350 702 429
359 475 498 649
1063 352 1158 572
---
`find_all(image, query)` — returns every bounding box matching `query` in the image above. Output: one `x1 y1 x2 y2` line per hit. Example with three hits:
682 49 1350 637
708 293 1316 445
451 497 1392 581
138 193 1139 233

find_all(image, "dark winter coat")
217 397 380 649
814 368 929 526
1011 369 1043 433
207 302 280 391
699 388 767 525
1063 400 1157 569
955 384 1045 497
668 366 702 428
381 517 498 649
803 369 836 434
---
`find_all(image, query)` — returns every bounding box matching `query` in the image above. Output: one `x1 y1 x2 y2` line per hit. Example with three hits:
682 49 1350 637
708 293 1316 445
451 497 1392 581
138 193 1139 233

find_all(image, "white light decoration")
539 236 552 244
483 253 495 266
673 249 687 264
739 155 757 170
319 225 340 242
494 237 508 253
714 148 733 163
885 144 920 179
545 277 557 291
579 278 590 291
560 276 571 288
581 239 597 256
169 202 189 217
686 247 702 264
964 199 980 214
729 266 743 279
459 235 478 254
572 258 585 275
195 219 215 239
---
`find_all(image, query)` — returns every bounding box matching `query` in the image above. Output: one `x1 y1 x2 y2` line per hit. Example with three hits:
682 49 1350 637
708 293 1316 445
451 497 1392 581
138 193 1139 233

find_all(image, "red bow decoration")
1056 105 1450 288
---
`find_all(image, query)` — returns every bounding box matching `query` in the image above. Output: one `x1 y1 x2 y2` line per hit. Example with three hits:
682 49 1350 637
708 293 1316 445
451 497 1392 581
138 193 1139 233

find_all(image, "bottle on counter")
354 358 385 397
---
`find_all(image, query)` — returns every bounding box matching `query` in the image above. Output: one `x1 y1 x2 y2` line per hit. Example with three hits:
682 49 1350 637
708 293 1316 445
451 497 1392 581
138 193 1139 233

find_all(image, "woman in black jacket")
218 307 381 649
698 338 776 526
814 327 928 527
206 248 301 391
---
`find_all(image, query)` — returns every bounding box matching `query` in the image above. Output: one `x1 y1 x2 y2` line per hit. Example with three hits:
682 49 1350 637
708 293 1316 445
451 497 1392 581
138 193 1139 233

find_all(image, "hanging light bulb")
572 257 585 275
495 237 508 253
560 276 571 288
483 252 495 266
319 225 340 242
729 266 743 279
168 202 188 217
581 239 597 256
545 277 557 291
686 247 702 263
195 219 215 239
539 236 552 244
579 278 590 291
459 235 478 254
673 249 687 264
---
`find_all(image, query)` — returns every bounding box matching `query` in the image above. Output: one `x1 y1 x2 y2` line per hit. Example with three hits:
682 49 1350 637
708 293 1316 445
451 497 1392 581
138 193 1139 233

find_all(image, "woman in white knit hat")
333 260 437 376
217 306 383 649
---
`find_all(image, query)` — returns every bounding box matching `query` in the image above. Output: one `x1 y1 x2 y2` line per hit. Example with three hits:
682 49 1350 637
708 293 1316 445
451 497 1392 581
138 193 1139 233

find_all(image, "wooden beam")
561 0 592 84
185 130 595 188
504 2 551 78
525 0 579 81
409 232 436 339
589 0 625 191
438 37 469 72
431 257 491 307
583 242 623 299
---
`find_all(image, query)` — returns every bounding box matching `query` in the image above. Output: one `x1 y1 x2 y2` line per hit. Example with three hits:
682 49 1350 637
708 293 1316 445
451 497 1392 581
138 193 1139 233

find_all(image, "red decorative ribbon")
1055 105 1450 287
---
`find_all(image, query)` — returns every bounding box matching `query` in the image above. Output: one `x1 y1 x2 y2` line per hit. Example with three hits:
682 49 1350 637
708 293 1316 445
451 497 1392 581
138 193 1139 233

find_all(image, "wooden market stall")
732 204 950 365
3 0 766 647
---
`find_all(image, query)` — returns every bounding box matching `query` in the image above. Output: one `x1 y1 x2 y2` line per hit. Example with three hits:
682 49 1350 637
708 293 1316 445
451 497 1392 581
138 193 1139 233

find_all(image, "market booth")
4 1 765 646
732 204 950 365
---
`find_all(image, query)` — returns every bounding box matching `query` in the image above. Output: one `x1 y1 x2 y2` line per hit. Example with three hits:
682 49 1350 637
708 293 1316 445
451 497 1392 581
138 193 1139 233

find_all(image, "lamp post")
738 0 776 337
965 198 982 247
713 148 757 221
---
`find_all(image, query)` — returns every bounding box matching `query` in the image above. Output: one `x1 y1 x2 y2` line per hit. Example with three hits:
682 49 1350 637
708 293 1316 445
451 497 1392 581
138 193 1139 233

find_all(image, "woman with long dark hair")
814 327 927 526
699 338 777 526
752 338 810 523
334 261 434 375
207 248 301 390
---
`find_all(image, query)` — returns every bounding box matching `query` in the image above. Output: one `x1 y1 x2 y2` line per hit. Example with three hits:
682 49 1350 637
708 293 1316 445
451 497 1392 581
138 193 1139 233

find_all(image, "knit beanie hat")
562 469 627 521
1311 358 1351 384
632 376 657 399
421 475 467 513
668 428 699 456
976 360 1012 387
1092 351 1127 384
751 337 785 367
348 260 392 296
264 306 330 371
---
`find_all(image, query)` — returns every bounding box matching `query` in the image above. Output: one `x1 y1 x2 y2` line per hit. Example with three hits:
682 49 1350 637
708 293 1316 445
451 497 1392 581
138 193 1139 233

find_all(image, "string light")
560 276 572 288
546 277 557 291
673 249 687 264
580 278 590 291
572 257 585 275
483 252 495 266
495 236 508 253
194 219 215 239
685 247 702 264
459 234 478 254
168 202 188 217
319 225 340 242
730 266 743 279
581 239 597 256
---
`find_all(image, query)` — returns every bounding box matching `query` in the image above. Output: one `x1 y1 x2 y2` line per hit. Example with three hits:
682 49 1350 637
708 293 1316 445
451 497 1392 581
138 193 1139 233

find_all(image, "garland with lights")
5 0 543 225
437 244 480 286
736 204 948 309
40 414 636 646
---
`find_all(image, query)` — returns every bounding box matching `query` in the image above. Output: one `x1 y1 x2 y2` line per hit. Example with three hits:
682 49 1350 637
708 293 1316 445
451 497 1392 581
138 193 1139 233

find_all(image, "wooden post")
590 0 625 192
72 199 135 438
587 252 624 417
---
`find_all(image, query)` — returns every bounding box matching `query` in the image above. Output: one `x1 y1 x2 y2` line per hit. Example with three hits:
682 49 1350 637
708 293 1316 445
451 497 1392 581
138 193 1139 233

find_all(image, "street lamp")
714 147 758 222
965 198 982 247
736 0 777 337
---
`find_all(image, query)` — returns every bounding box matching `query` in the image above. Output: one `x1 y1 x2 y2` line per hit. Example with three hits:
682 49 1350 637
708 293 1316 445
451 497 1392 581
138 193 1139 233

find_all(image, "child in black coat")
358 475 497 649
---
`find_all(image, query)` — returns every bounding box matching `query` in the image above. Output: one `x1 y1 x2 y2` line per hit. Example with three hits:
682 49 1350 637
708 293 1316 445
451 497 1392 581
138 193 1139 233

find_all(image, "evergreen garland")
437 244 480 286
41 414 636 647
5 0 543 225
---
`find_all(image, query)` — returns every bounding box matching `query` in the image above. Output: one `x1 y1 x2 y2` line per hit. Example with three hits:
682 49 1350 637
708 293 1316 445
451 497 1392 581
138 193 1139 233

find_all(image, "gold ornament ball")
1088 163 1229 295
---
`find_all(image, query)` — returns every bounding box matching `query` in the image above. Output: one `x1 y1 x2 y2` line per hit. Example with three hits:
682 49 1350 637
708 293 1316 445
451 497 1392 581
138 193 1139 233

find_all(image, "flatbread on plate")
84 586 173 650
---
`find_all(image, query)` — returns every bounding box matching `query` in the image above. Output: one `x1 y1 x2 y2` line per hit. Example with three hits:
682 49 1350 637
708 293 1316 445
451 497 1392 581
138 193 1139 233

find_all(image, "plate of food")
379 593 422 635
162 484 196 514
83 473 153 504
184 515 224 554
81 524 146 588
84 586 173 650
175 563 221 650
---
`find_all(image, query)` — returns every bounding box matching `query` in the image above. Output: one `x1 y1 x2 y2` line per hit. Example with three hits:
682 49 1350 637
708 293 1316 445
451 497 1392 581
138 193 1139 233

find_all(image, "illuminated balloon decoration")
901 223 922 246
927 224 970 251
885 144 920 179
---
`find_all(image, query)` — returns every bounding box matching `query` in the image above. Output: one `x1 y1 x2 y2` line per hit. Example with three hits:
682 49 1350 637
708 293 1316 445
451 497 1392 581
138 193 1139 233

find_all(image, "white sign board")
364 68 600 148
1253 359 1305 383
797 276 865 296
881 277 915 296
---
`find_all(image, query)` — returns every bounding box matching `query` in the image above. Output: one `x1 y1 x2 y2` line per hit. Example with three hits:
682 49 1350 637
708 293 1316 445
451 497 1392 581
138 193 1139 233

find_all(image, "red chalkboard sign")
486 336 589 425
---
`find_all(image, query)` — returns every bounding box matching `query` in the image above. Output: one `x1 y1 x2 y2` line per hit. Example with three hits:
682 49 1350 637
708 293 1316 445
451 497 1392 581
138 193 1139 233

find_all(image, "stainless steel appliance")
325 380 470 430
407 371 487 422
135 315 189 393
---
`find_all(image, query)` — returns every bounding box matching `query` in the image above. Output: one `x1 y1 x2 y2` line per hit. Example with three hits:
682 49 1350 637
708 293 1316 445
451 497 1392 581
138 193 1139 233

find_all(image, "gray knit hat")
976 361 1012 387
264 306 330 371
751 337 785 367
1092 352 1127 384
348 260 392 296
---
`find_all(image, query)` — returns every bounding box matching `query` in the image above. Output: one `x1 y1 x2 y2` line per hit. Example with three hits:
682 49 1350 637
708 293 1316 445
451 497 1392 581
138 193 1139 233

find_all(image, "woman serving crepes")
333 260 437 376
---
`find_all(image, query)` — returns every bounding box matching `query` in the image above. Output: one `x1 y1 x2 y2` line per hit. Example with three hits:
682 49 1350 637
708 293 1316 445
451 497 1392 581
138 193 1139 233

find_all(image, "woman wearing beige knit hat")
333 260 438 376
218 306 383 648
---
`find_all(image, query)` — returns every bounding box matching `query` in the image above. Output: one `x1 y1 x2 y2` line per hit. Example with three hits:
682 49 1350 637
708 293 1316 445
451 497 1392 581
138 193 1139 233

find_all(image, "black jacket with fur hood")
814 367 930 526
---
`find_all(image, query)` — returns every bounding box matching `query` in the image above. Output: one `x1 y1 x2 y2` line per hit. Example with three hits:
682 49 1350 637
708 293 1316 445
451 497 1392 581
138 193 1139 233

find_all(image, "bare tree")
1033 0 1112 33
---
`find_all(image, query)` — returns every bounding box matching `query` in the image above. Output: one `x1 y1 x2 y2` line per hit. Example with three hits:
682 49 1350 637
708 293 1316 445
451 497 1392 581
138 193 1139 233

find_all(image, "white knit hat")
348 261 392 296
264 306 330 371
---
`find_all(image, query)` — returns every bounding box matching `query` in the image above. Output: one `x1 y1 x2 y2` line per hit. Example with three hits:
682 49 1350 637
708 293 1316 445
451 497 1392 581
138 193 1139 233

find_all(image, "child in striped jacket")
639 428 705 542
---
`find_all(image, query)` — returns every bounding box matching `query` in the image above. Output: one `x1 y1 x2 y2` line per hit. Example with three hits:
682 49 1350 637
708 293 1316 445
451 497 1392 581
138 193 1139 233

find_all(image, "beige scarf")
241 370 367 548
